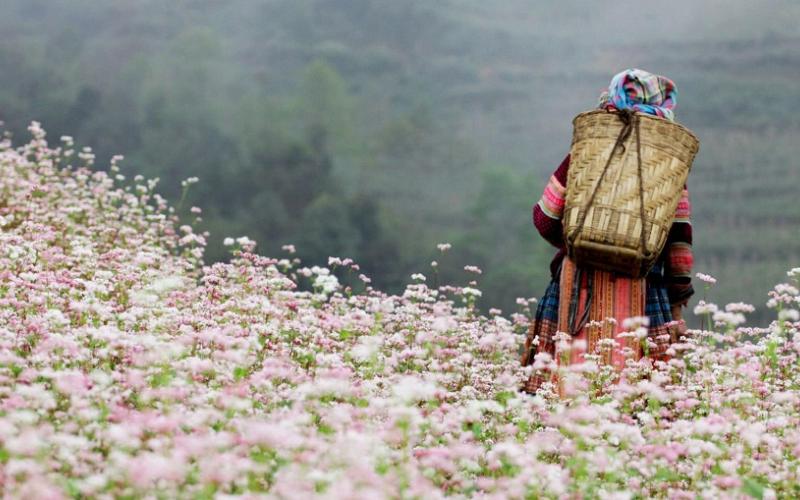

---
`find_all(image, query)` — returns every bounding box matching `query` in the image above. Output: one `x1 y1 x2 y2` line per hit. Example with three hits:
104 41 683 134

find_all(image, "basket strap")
634 115 650 275
567 109 636 249
567 265 593 336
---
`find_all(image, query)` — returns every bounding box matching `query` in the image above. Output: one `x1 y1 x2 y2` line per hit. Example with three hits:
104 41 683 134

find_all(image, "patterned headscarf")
598 68 678 121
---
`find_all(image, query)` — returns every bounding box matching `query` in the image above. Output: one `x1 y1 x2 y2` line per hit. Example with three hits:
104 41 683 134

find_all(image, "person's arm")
664 186 695 321
532 154 570 247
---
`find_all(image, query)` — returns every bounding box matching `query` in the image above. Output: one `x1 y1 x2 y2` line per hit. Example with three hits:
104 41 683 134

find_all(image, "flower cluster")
0 125 798 498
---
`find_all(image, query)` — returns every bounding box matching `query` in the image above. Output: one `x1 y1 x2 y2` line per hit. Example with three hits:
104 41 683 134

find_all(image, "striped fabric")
537 174 566 219
667 243 693 278
665 187 693 304
521 258 687 394
532 155 570 249
557 256 647 371
597 68 678 121
673 187 691 222
520 279 559 366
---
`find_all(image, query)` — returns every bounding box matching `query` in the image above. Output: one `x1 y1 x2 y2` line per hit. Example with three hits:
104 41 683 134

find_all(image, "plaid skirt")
520 257 686 393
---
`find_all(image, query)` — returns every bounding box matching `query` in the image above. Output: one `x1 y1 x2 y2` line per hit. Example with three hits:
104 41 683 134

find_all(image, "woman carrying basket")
520 69 697 394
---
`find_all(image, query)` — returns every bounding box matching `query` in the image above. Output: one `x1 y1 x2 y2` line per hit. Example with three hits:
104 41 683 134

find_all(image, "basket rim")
572 109 700 149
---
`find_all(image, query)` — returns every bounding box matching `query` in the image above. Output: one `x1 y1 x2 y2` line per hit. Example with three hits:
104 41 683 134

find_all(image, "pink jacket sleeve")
532 154 570 248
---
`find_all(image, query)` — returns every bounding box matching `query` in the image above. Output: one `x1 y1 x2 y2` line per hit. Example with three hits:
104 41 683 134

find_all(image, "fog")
1 0 798 322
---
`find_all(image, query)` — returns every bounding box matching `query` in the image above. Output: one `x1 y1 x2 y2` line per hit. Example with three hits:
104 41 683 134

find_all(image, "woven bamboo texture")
563 109 700 277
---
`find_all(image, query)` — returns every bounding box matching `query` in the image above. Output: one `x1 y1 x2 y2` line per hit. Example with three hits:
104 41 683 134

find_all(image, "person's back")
520 69 696 395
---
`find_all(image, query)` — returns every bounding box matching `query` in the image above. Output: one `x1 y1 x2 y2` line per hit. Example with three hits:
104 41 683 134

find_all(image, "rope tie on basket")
634 113 648 275
567 265 593 337
567 109 637 249
566 109 649 335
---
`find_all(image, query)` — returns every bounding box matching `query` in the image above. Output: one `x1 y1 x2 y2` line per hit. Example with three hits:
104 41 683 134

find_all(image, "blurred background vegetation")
1 0 798 323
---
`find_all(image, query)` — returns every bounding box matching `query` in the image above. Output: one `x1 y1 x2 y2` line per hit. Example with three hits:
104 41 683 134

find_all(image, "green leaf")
196 483 218 499
233 366 248 381
653 466 679 483
495 390 514 407
149 366 176 388
742 477 765 499
64 479 81 499
250 447 277 464
470 422 484 440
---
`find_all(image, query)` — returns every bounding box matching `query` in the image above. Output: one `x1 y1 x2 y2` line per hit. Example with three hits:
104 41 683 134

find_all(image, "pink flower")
53 371 90 396
127 453 187 488
713 476 742 489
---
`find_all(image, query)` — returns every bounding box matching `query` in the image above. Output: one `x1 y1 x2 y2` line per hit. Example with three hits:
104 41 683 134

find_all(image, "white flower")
572 339 587 351
223 237 235 246
392 376 438 404
695 272 717 284
622 316 649 329
130 291 158 306
310 266 329 276
775 284 799 296
148 276 184 295
778 309 799 322
694 301 718 315
314 274 339 294
431 316 457 332
351 336 383 362
462 287 482 297
725 302 755 313
712 311 746 326
44 309 69 328
20 272 37 282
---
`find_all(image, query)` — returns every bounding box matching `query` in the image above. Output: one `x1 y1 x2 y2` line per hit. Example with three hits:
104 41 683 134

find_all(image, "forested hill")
1 0 798 321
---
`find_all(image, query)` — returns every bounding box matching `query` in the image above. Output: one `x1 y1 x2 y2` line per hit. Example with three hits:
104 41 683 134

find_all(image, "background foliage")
1 0 797 322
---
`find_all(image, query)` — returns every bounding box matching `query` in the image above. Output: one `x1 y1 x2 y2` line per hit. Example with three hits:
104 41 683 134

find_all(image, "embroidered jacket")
533 154 694 305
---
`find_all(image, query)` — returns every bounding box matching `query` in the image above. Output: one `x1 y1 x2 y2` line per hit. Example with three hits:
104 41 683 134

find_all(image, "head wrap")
598 68 678 121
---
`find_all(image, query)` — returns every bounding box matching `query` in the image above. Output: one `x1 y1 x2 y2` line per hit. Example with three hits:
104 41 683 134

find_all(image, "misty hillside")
1 0 798 321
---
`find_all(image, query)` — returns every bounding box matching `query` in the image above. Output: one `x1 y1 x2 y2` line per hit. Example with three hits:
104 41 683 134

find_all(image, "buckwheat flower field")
1 124 799 499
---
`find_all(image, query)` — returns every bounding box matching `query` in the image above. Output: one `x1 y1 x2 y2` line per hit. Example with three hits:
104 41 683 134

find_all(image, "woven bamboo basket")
563 109 700 277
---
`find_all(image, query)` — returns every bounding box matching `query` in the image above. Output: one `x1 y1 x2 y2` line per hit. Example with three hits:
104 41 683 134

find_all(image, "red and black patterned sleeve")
664 185 695 305
532 154 570 248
